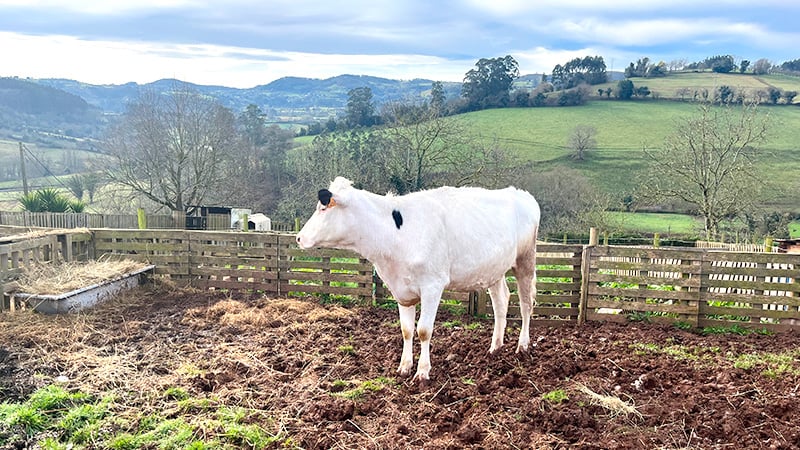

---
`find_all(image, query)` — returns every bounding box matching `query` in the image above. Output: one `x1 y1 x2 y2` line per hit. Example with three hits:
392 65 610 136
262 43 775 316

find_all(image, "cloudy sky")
1 0 798 89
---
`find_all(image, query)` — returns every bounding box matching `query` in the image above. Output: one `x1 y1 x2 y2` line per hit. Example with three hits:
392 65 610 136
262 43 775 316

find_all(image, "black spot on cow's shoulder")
392 210 403 229
318 189 332 206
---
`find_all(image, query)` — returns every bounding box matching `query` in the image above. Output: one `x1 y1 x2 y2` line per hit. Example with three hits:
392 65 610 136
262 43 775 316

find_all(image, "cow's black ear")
318 189 333 206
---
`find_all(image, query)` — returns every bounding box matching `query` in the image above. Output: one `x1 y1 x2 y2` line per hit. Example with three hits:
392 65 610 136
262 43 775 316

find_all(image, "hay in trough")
16 259 150 295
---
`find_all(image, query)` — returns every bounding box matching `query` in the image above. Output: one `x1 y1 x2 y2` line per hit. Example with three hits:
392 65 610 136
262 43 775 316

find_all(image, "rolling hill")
454 101 800 212
3 70 800 217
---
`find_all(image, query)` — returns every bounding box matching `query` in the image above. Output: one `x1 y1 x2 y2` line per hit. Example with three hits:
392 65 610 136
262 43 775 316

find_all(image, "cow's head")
296 177 355 249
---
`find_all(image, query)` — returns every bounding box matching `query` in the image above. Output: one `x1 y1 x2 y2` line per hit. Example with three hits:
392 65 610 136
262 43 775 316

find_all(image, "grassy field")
607 211 702 236
0 139 97 188
456 101 800 211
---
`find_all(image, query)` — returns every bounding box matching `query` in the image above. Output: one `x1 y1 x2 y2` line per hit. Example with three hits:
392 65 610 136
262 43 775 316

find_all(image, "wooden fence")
0 211 296 232
0 211 175 229
695 240 769 252
2 228 799 331
584 245 800 331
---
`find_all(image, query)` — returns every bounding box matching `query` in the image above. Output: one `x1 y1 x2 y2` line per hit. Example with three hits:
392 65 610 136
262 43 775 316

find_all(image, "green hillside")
455 101 800 211
593 72 800 103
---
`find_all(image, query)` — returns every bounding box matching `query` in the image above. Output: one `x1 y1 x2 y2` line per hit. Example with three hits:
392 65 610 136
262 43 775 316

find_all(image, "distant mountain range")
0 73 467 146
35 75 467 115
0 71 616 147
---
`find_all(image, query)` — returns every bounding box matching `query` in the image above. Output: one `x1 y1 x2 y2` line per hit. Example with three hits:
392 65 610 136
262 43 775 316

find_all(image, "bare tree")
520 167 609 235
641 102 771 239
103 86 239 213
568 125 598 161
229 104 295 214
281 102 525 221
381 101 523 193
381 102 471 193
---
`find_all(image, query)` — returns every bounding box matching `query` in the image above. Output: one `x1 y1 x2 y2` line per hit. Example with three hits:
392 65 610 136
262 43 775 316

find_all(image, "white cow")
296 177 540 382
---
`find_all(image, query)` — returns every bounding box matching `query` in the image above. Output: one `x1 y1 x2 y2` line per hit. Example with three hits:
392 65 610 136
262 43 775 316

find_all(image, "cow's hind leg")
513 245 538 353
488 277 511 353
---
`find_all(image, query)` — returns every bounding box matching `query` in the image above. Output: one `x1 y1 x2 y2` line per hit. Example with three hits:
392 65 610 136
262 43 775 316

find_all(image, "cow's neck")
345 190 400 264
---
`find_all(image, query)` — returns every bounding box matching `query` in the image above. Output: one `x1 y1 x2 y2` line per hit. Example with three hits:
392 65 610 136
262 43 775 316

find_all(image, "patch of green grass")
0 385 94 438
542 389 569 404
337 344 356 355
27 385 89 412
56 397 112 443
789 221 800 238
3 404 49 436
164 386 190 401
701 324 771 336
631 342 719 361
442 320 463 329
731 349 800 377
333 377 395 400
0 385 289 450
440 298 467 315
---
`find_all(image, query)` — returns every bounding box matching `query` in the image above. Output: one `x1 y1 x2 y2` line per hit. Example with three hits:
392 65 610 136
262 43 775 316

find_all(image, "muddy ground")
1 285 799 449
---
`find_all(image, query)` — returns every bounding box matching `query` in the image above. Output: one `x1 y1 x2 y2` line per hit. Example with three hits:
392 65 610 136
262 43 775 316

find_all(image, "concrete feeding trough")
15 264 155 314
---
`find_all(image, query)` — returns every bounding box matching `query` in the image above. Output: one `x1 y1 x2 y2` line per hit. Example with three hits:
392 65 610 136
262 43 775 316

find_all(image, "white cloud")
0 31 470 87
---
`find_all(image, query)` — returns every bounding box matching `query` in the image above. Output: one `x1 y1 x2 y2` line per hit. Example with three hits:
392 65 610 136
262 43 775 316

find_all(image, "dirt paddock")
1 285 799 449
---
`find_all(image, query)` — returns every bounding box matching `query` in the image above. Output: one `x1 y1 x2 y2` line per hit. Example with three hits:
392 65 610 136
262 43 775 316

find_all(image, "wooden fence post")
137 208 147 229
476 289 489 317
172 210 185 229
578 227 598 325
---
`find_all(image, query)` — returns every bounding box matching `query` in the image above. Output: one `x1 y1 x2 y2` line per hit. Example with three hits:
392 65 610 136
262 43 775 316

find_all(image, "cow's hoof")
397 360 414 377
412 371 430 386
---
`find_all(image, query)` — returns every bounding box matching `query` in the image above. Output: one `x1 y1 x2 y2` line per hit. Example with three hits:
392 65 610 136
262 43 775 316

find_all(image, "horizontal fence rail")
3 227 800 331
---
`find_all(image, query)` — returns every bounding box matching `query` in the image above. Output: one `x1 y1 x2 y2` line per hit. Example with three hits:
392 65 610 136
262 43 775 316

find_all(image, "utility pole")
19 142 29 196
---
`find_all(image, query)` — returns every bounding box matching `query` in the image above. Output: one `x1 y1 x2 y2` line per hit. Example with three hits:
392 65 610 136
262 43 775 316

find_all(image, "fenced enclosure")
2 227 799 331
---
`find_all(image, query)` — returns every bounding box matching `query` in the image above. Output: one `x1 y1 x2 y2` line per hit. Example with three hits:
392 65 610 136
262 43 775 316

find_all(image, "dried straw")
576 382 643 421
16 259 150 295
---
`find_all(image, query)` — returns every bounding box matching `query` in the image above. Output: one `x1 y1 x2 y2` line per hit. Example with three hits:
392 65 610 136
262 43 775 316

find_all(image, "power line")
20 143 73 192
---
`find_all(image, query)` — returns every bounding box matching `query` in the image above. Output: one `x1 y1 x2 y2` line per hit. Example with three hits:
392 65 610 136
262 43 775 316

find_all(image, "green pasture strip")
592 72 800 104
605 211 702 236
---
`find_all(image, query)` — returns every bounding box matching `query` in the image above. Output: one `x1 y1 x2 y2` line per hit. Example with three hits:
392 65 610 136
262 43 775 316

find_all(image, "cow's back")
398 186 539 291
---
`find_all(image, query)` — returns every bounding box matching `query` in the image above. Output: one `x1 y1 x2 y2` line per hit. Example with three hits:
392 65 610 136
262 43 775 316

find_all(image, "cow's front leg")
397 304 416 377
413 290 443 382
488 278 510 353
